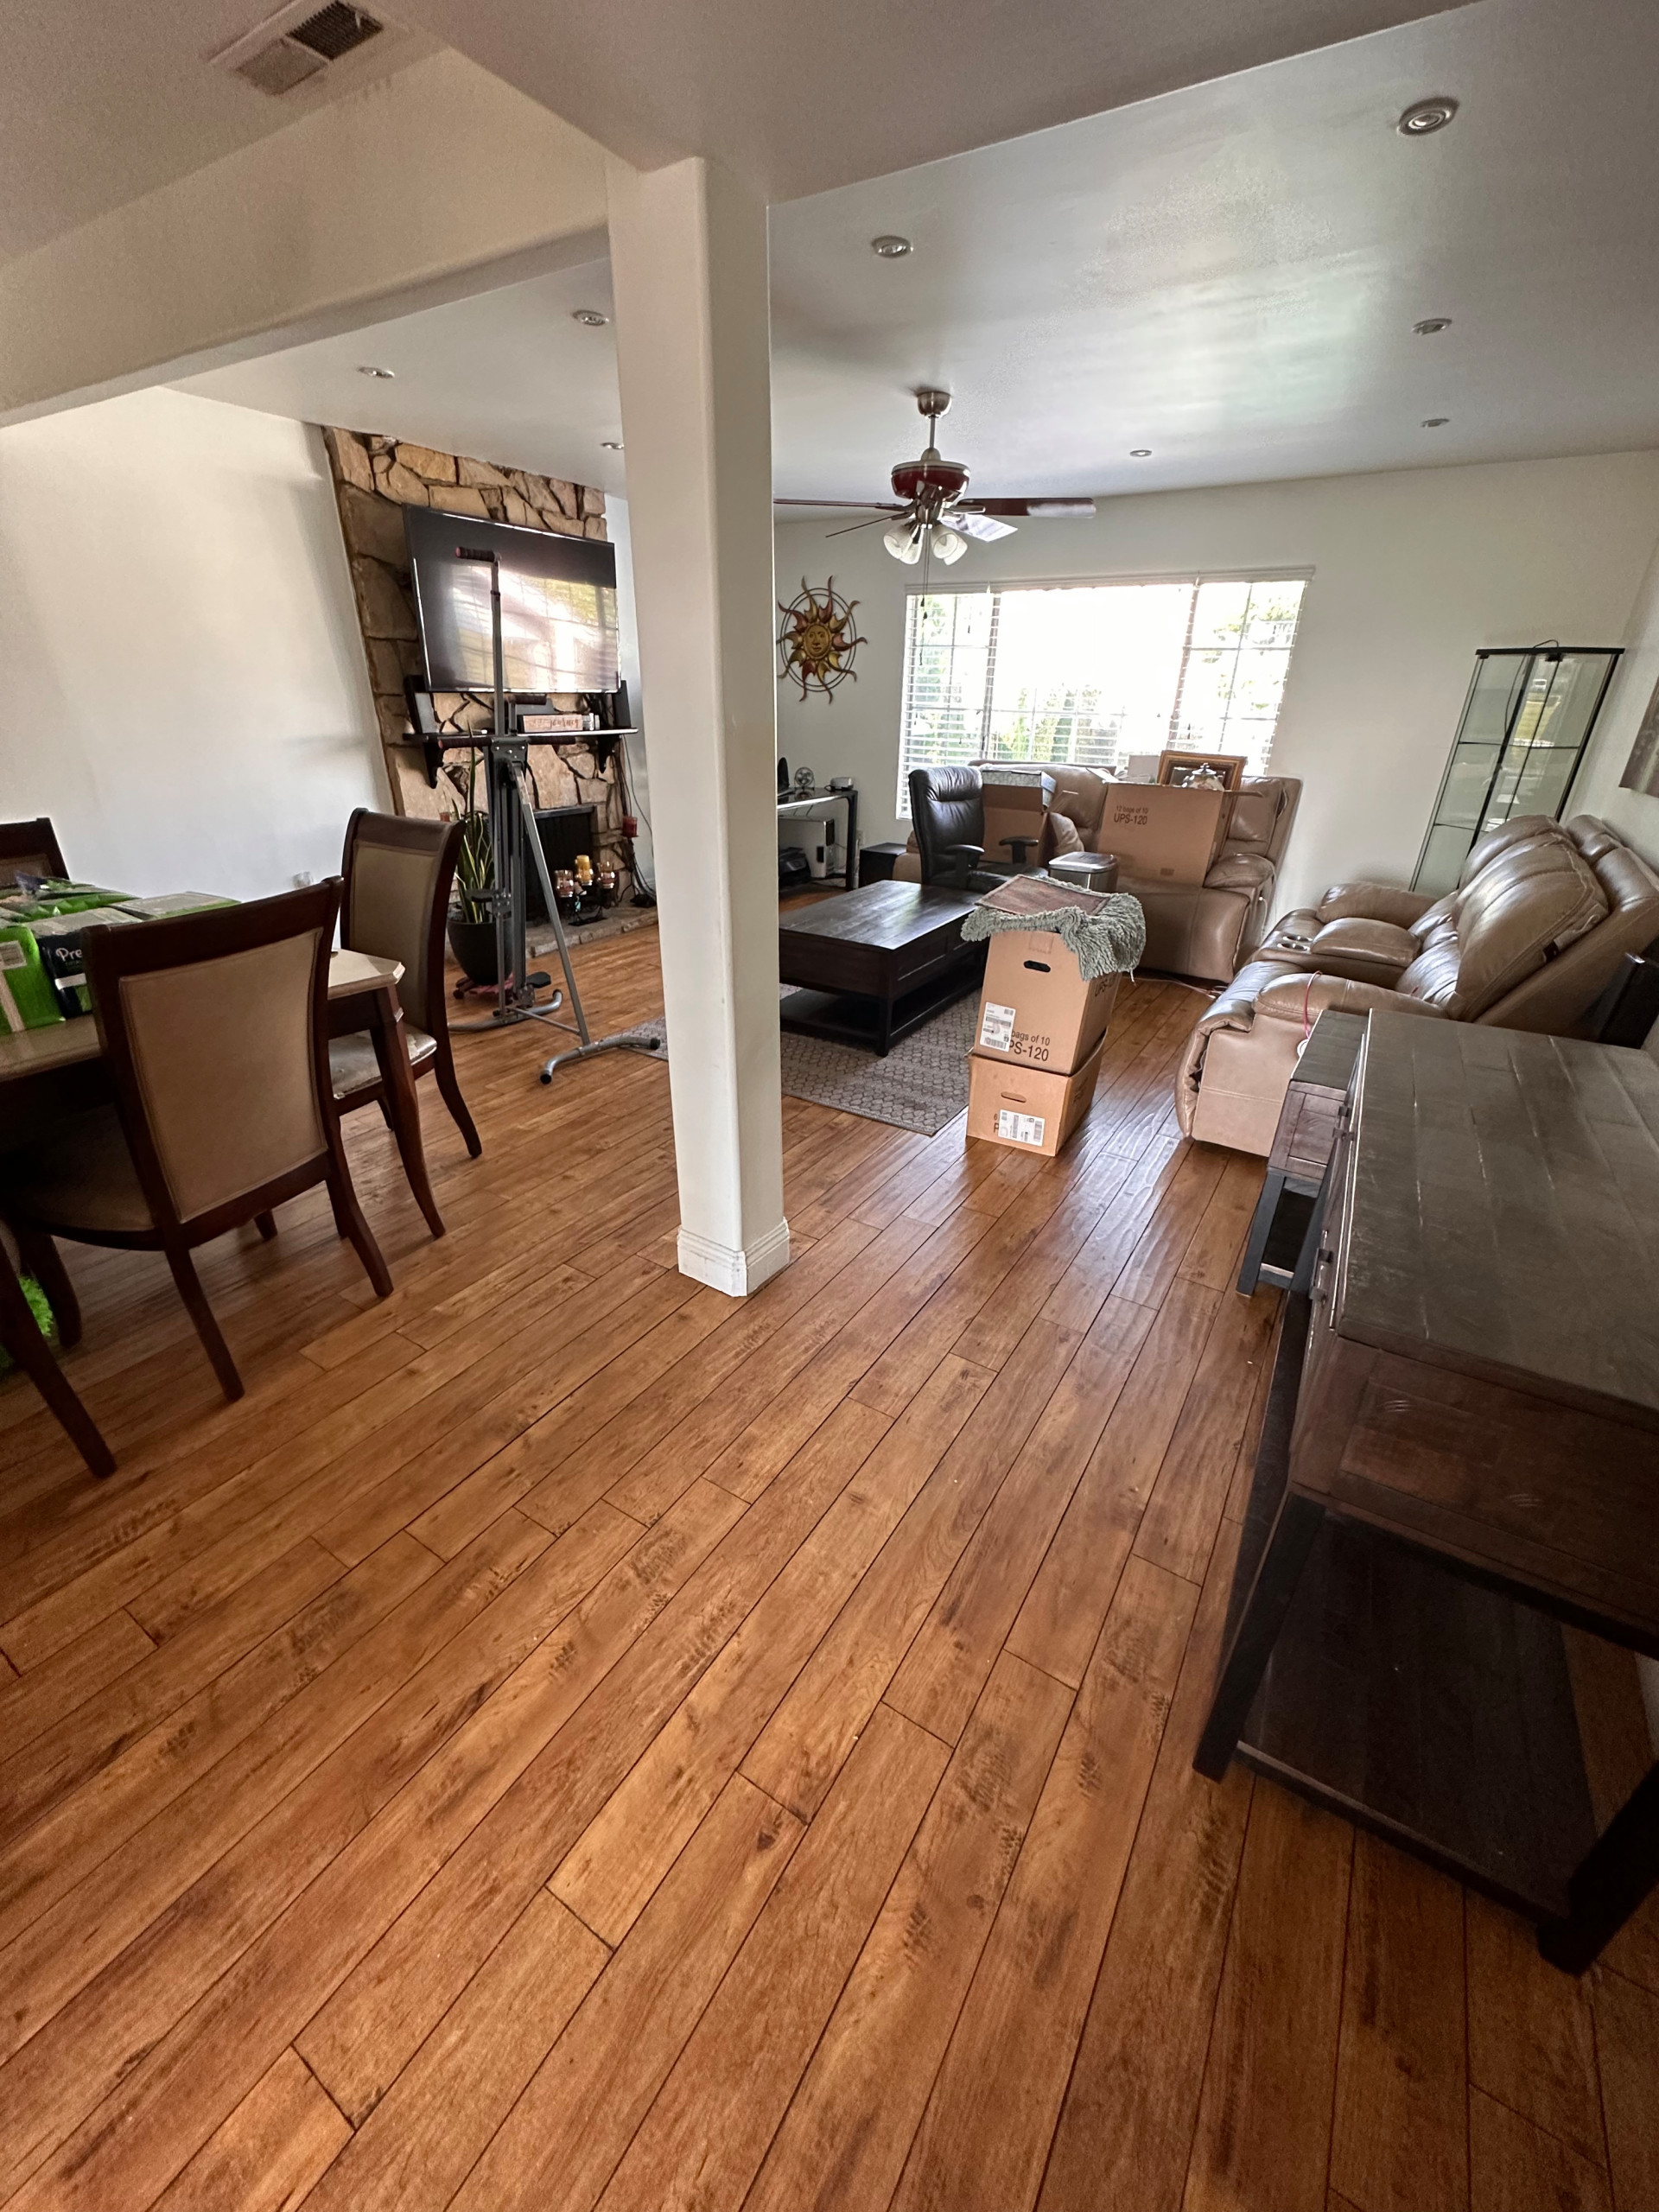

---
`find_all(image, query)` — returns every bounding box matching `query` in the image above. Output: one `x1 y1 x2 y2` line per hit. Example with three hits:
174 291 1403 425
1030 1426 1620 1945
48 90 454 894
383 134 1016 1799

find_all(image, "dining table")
0 946 441 1475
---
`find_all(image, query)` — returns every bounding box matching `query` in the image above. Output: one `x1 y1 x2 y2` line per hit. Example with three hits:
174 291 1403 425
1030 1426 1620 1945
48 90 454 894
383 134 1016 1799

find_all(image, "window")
897 574 1308 813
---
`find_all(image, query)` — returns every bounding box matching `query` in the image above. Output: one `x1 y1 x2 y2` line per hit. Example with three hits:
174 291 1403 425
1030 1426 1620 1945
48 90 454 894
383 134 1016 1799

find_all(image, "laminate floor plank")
1182 1782 1354 2212
741 1652 1073 2212
1593 1968 1659 2212
592 1705 949 2212
450 1777 800 2212
889 1556 1194 2212
1469 2089 1612 2212
293 1400 889 2121
1035 1516 1254 2212
1329 1834 1469 2212
296 1891 607 2212
0 944 1622 2212
1466 1893 1606 2166
150 2049 350 2212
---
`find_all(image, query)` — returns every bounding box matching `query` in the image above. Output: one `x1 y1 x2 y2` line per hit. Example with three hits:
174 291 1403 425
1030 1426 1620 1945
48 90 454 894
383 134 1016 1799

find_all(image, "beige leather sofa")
1046 766 1300 984
890 765 1301 983
1175 815 1659 1155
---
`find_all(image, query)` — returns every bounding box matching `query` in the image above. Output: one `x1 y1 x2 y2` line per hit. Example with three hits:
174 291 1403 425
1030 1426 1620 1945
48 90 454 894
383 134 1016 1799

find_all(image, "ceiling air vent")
219 3 384 96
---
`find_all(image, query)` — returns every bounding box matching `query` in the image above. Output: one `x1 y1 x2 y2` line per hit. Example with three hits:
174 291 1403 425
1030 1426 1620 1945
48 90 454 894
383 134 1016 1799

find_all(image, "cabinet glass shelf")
1412 647 1622 897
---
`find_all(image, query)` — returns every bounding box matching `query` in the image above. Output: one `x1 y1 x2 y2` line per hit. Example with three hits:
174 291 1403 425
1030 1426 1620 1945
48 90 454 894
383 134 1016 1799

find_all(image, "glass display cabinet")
1412 645 1622 896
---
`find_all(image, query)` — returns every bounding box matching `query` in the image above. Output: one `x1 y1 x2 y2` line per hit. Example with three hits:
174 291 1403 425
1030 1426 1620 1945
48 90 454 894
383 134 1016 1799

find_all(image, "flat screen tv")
404 507 620 695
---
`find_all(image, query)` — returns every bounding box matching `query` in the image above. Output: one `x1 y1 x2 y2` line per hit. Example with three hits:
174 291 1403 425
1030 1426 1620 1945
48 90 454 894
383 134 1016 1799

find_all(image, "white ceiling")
0 2 434 264
180 0 1659 509
392 0 1462 204
181 257 628 495
0 0 1460 262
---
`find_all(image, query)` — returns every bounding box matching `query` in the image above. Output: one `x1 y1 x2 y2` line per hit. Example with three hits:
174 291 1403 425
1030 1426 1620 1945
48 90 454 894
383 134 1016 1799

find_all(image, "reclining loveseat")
887 765 1300 983
1174 814 1659 1155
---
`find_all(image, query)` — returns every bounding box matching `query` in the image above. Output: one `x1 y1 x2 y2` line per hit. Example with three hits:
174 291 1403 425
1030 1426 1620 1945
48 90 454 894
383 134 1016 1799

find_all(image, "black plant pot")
447 914 499 986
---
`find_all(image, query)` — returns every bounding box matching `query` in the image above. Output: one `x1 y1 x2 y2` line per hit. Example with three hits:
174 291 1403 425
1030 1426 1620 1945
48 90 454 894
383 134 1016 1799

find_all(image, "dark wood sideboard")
1198 1010 1659 1972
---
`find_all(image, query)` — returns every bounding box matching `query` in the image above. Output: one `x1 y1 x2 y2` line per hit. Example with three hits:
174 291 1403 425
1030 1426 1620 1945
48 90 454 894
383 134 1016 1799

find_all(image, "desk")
1197 1014 1659 1972
779 787 859 892
0 949 434 1475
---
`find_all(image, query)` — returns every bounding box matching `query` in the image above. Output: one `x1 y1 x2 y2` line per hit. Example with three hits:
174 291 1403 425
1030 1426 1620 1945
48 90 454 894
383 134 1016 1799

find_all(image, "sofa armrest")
1205 851 1274 893
1254 973 1448 1025
1314 882 1436 927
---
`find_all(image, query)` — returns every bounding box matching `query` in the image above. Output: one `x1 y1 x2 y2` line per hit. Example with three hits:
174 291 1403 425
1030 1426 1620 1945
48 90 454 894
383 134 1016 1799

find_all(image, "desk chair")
0 882 391 1402
331 810 482 1163
0 817 68 890
907 766 1033 890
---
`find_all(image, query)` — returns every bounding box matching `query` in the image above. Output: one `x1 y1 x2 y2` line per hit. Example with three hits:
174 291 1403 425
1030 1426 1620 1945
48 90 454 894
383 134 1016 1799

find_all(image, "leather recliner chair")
1174 814 1659 1155
906 766 1024 890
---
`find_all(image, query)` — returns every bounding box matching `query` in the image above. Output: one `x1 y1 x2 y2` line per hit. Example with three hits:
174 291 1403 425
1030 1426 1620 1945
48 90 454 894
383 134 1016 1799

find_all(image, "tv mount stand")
435 545 658 1081
440 734 660 1079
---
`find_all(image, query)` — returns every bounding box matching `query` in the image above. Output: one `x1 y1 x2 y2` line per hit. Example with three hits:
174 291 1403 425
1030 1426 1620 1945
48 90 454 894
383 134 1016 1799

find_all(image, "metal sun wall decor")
778 577 866 702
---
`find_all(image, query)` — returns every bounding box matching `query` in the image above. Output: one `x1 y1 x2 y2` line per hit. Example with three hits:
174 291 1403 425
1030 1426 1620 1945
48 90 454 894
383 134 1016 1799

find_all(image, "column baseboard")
677 1219 791 1298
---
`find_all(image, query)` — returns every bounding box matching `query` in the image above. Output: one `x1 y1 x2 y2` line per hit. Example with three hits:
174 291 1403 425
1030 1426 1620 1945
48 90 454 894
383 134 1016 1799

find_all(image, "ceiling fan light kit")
774 387 1096 563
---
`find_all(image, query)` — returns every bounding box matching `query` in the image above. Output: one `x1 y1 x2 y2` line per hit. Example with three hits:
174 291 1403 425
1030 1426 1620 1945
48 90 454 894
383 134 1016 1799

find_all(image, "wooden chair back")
340 810 461 1033
0 817 68 889
83 882 340 1235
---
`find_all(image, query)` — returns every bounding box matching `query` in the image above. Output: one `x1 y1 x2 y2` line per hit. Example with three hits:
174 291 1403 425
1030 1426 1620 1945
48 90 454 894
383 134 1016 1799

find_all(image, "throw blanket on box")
960 878 1146 979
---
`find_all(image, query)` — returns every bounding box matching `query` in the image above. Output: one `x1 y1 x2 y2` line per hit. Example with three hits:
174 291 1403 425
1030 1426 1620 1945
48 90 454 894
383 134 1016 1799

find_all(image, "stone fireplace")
321 427 636 895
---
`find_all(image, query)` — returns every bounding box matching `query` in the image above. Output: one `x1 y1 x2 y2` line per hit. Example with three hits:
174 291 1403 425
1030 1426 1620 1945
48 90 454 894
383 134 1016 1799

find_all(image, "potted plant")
442 750 499 985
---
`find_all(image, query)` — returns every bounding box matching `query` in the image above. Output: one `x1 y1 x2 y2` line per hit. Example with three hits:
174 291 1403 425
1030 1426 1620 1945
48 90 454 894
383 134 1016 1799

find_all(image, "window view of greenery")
897 576 1306 812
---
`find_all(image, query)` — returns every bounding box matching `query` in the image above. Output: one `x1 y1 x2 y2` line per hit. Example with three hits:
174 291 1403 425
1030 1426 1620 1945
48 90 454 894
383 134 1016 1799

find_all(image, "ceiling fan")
775 388 1095 566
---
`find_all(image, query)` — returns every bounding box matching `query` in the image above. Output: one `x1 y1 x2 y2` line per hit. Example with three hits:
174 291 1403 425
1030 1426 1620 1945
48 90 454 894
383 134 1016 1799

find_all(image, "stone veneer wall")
321 427 626 872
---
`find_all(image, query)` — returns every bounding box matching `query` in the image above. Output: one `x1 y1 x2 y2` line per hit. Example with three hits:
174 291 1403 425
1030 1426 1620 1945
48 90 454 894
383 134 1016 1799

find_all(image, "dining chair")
0 881 391 1402
0 817 69 890
331 809 483 1160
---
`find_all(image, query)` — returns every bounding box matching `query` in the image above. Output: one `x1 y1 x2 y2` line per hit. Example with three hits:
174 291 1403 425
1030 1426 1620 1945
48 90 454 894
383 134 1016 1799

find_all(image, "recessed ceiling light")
571 308 610 327
870 235 912 258
1398 97 1458 136
601 440 623 451
1129 448 1152 458
1422 416 1450 428
1414 317 1452 335
357 365 395 378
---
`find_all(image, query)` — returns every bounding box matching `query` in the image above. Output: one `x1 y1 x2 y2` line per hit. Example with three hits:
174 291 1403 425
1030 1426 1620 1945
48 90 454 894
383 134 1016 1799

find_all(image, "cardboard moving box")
967 1031 1107 1158
975 929 1120 1071
1101 784 1226 885
979 772 1055 870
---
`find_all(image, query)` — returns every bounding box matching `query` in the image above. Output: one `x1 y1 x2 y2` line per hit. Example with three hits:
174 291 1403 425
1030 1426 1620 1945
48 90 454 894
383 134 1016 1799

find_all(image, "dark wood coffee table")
779 882 982 1055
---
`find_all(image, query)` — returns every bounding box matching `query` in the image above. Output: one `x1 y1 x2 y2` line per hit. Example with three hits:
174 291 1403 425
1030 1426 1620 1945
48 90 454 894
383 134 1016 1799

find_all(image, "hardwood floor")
1 925 1655 2212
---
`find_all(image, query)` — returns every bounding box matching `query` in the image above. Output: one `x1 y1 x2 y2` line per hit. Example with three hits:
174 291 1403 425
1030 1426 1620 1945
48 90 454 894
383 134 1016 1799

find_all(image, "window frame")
895 566 1313 816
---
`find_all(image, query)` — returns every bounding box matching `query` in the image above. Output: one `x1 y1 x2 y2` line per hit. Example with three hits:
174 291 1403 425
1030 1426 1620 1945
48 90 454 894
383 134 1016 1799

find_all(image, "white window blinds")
897 575 1307 813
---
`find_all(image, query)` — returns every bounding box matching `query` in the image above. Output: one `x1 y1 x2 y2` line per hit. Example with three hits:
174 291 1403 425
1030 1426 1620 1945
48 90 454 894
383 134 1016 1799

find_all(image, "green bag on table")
0 926 66 1033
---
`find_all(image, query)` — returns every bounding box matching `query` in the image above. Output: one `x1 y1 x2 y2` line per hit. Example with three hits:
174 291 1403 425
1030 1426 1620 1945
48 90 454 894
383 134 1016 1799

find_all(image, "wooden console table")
1198 1011 1659 1972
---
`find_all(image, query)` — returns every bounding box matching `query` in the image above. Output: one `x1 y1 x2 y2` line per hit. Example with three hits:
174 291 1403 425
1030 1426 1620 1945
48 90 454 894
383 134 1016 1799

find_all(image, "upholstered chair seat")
328 1024 438 1098
3 1105 156 1233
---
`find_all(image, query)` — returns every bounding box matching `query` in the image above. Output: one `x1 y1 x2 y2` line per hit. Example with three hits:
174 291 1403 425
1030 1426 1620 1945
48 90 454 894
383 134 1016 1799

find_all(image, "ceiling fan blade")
960 498 1097 519
944 511 1018 543
773 499 904 511
823 515 890 538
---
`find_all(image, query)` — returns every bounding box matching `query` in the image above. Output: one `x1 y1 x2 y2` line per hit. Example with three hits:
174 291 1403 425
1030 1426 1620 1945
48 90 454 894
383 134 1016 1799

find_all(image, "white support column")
607 155 789 1298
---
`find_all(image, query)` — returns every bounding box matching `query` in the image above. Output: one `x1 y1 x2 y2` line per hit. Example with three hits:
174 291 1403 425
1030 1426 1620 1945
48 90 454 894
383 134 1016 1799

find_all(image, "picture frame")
1619 671 1659 798
1156 748 1247 791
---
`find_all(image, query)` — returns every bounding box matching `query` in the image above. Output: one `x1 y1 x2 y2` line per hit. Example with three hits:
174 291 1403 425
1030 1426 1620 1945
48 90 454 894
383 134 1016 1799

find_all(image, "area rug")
615 988 976 1135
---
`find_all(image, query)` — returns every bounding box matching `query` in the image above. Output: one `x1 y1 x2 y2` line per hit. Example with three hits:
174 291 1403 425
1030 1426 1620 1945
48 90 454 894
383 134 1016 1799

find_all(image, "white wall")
0 385 385 899
776 451 1659 918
